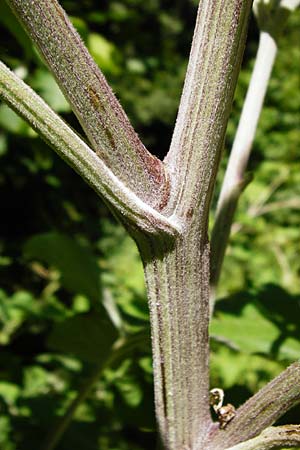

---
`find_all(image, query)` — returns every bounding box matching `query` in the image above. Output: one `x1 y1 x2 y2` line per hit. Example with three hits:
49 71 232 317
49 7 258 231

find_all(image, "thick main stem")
137 228 211 450
135 2 252 448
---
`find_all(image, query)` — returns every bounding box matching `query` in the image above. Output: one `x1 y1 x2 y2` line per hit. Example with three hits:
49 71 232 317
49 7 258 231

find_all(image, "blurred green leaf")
0 0 34 60
47 311 118 363
211 285 300 361
30 69 71 113
0 290 37 344
0 104 34 136
24 233 101 303
87 33 121 75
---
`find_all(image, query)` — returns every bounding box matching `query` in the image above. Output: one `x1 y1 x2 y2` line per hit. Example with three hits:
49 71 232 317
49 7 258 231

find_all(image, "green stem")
41 332 150 450
0 61 178 237
41 360 105 450
210 30 277 309
5 0 169 207
210 0 300 311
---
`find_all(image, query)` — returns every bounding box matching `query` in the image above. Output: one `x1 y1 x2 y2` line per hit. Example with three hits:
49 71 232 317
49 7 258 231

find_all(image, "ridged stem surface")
210 30 277 305
205 361 300 450
0 61 178 237
6 0 169 208
226 425 300 450
137 228 211 450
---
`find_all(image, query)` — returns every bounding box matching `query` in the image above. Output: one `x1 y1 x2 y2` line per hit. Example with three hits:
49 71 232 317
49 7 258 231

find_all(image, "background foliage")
0 1 299 449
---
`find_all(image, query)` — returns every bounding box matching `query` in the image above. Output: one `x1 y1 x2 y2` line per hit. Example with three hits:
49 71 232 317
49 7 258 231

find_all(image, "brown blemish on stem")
186 207 194 219
52 1 68 23
87 86 106 117
157 170 171 211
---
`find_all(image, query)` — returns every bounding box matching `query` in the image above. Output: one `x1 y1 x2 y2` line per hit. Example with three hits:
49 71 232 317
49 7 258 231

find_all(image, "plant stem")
41 332 150 450
137 230 211 450
164 0 251 221
0 61 178 237
226 425 300 450
210 0 300 309
210 30 277 309
41 361 105 450
5 0 169 208
135 1 252 448
205 361 300 450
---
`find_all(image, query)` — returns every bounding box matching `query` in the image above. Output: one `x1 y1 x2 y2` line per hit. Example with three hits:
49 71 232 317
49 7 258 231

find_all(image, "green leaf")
30 69 71 113
0 104 33 135
47 311 118 363
87 33 121 75
212 302 278 354
24 233 101 303
211 285 300 361
0 290 37 345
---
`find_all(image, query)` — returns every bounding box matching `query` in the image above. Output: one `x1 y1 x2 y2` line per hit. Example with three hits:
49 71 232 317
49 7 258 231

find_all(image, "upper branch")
210 29 277 304
205 361 300 450
164 0 252 225
210 0 300 307
0 61 179 237
6 0 169 210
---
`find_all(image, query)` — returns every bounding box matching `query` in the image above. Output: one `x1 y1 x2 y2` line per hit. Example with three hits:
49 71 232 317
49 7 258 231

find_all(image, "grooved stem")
205 361 300 450
0 61 178 237
137 228 212 450
210 31 277 307
6 0 169 207
226 425 300 450
165 0 252 221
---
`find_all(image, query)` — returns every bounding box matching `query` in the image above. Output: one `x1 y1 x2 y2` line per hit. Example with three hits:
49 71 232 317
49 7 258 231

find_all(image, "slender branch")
205 361 300 450
210 0 300 309
41 360 105 450
247 170 288 217
210 30 277 305
226 425 300 450
164 0 252 223
0 61 179 237
41 331 150 450
5 0 170 209
249 197 300 217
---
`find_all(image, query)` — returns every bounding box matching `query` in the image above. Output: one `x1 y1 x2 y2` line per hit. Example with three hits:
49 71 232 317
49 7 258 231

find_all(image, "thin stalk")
41 360 105 450
5 0 169 208
205 361 300 450
210 30 277 309
226 425 300 450
210 0 300 309
41 332 150 450
0 61 179 237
